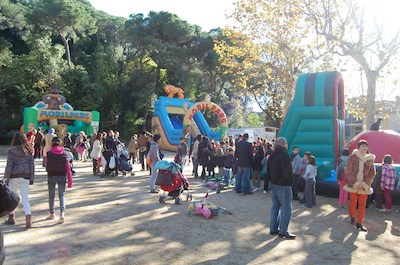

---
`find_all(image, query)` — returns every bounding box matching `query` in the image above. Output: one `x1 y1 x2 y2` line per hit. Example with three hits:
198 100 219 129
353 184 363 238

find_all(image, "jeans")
252 171 261 188
48 176 66 213
149 164 158 190
9 178 31 215
192 158 199 177
224 168 232 184
270 184 293 234
304 178 316 207
235 166 251 193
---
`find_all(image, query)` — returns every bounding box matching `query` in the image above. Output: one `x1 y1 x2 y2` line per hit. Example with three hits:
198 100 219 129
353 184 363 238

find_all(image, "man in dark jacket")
234 133 253 194
267 137 296 239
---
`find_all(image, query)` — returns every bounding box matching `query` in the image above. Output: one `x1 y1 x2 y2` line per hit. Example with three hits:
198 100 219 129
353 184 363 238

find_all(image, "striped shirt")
381 164 396 190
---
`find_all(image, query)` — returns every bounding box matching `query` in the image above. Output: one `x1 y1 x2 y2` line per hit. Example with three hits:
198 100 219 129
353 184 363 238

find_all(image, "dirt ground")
0 146 399 265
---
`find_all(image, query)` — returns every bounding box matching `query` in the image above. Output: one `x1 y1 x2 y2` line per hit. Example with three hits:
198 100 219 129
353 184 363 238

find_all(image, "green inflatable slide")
279 71 345 181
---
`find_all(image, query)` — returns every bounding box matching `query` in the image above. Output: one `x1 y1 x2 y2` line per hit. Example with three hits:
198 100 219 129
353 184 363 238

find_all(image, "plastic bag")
109 156 116 169
101 155 107 167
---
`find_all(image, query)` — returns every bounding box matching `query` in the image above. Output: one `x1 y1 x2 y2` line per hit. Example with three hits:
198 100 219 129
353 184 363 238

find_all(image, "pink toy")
194 204 211 219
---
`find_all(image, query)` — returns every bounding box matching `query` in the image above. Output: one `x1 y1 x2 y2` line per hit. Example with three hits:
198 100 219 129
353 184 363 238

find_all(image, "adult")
0 229 3 264
267 137 296 239
198 136 212 179
191 134 201 178
45 137 73 224
34 128 44 159
90 133 104 175
104 130 117 153
177 137 188 170
128 134 139 164
4 132 35 229
291 146 303 200
138 130 149 171
234 133 254 194
77 131 89 162
63 132 73 150
43 128 57 167
344 140 376 232
148 134 161 193
369 117 383 131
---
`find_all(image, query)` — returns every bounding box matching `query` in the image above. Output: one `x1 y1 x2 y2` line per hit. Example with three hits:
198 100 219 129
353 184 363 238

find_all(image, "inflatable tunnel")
279 71 345 194
152 96 221 151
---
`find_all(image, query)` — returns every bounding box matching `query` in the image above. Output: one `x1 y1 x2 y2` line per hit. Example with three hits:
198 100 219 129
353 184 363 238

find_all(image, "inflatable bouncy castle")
23 88 100 139
279 71 345 180
152 86 228 151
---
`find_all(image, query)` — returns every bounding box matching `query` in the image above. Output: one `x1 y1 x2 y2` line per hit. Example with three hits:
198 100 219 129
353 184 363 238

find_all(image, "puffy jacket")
266 146 293 186
4 146 34 182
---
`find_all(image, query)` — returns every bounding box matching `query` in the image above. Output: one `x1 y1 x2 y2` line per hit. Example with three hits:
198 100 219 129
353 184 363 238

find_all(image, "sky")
88 0 236 31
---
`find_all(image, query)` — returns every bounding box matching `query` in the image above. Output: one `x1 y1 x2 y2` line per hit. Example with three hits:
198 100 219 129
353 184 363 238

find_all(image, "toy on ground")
188 193 233 218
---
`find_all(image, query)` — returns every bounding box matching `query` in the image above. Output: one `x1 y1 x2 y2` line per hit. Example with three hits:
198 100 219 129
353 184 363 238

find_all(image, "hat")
153 134 161 142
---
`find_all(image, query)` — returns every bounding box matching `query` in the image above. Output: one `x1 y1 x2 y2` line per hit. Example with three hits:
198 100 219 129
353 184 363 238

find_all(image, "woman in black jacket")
4 132 35 229
198 136 212 179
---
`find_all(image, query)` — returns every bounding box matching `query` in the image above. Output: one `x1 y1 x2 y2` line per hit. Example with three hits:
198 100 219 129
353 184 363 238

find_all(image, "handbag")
0 180 20 218
155 170 173 186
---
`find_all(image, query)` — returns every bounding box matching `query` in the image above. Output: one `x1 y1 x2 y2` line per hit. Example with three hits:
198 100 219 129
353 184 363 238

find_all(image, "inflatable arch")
182 100 228 141
23 88 100 140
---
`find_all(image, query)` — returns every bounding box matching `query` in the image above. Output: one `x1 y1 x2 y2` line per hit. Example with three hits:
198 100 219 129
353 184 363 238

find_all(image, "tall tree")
215 0 313 127
303 0 400 127
29 0 97 66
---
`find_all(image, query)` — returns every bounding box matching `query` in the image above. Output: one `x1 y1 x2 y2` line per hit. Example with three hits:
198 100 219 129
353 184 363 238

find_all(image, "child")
380 154 396 212
223 147 236 185
336 149 350 208
215 141 225 178
299 151 312 203
261 152 270 193
291 146 303 200
252 146 264 192
303 155 317 208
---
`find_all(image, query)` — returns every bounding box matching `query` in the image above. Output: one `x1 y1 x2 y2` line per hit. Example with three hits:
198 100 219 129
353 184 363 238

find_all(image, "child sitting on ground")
303 155 317 208
223 147 236 185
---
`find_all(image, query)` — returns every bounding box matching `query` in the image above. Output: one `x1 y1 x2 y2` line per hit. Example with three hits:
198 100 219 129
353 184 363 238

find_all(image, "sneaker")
244 191 254 195
378 208 389 213
263 190 267 194
253 187 259 192
150 189 158 193
356 223 367 232
279 232 296 240
46 213 55 220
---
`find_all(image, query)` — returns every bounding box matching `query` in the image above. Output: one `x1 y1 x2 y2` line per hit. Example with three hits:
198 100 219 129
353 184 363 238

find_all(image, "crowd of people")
2 128 399 242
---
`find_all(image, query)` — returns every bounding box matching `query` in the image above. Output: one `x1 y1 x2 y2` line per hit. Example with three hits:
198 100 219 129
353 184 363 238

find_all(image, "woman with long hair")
90 132 104 175
4 132 35 229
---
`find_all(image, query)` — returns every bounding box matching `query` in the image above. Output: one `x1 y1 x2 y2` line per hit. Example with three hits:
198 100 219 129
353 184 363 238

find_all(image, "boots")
25 215 32 229
5 213 15 225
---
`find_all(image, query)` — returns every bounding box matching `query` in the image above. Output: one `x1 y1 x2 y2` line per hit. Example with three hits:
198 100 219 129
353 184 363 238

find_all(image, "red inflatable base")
347 130 400 163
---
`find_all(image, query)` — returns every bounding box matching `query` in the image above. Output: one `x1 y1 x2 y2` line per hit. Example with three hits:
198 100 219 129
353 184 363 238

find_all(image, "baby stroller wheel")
123 171 126 177
175 197 182 205
131 172 135 176
187 194 193 201
159 196 166 204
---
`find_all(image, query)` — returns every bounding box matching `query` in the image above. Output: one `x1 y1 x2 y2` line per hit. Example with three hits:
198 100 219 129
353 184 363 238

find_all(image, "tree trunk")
60 35 71 66
365 70 377 129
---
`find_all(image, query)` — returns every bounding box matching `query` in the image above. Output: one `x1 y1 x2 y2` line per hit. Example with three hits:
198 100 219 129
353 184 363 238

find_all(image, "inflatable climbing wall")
279 71 345 180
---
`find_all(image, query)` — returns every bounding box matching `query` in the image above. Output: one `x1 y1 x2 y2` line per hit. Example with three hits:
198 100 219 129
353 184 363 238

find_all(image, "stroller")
100 149 118 178
155 161 192 205
117 144 134 176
